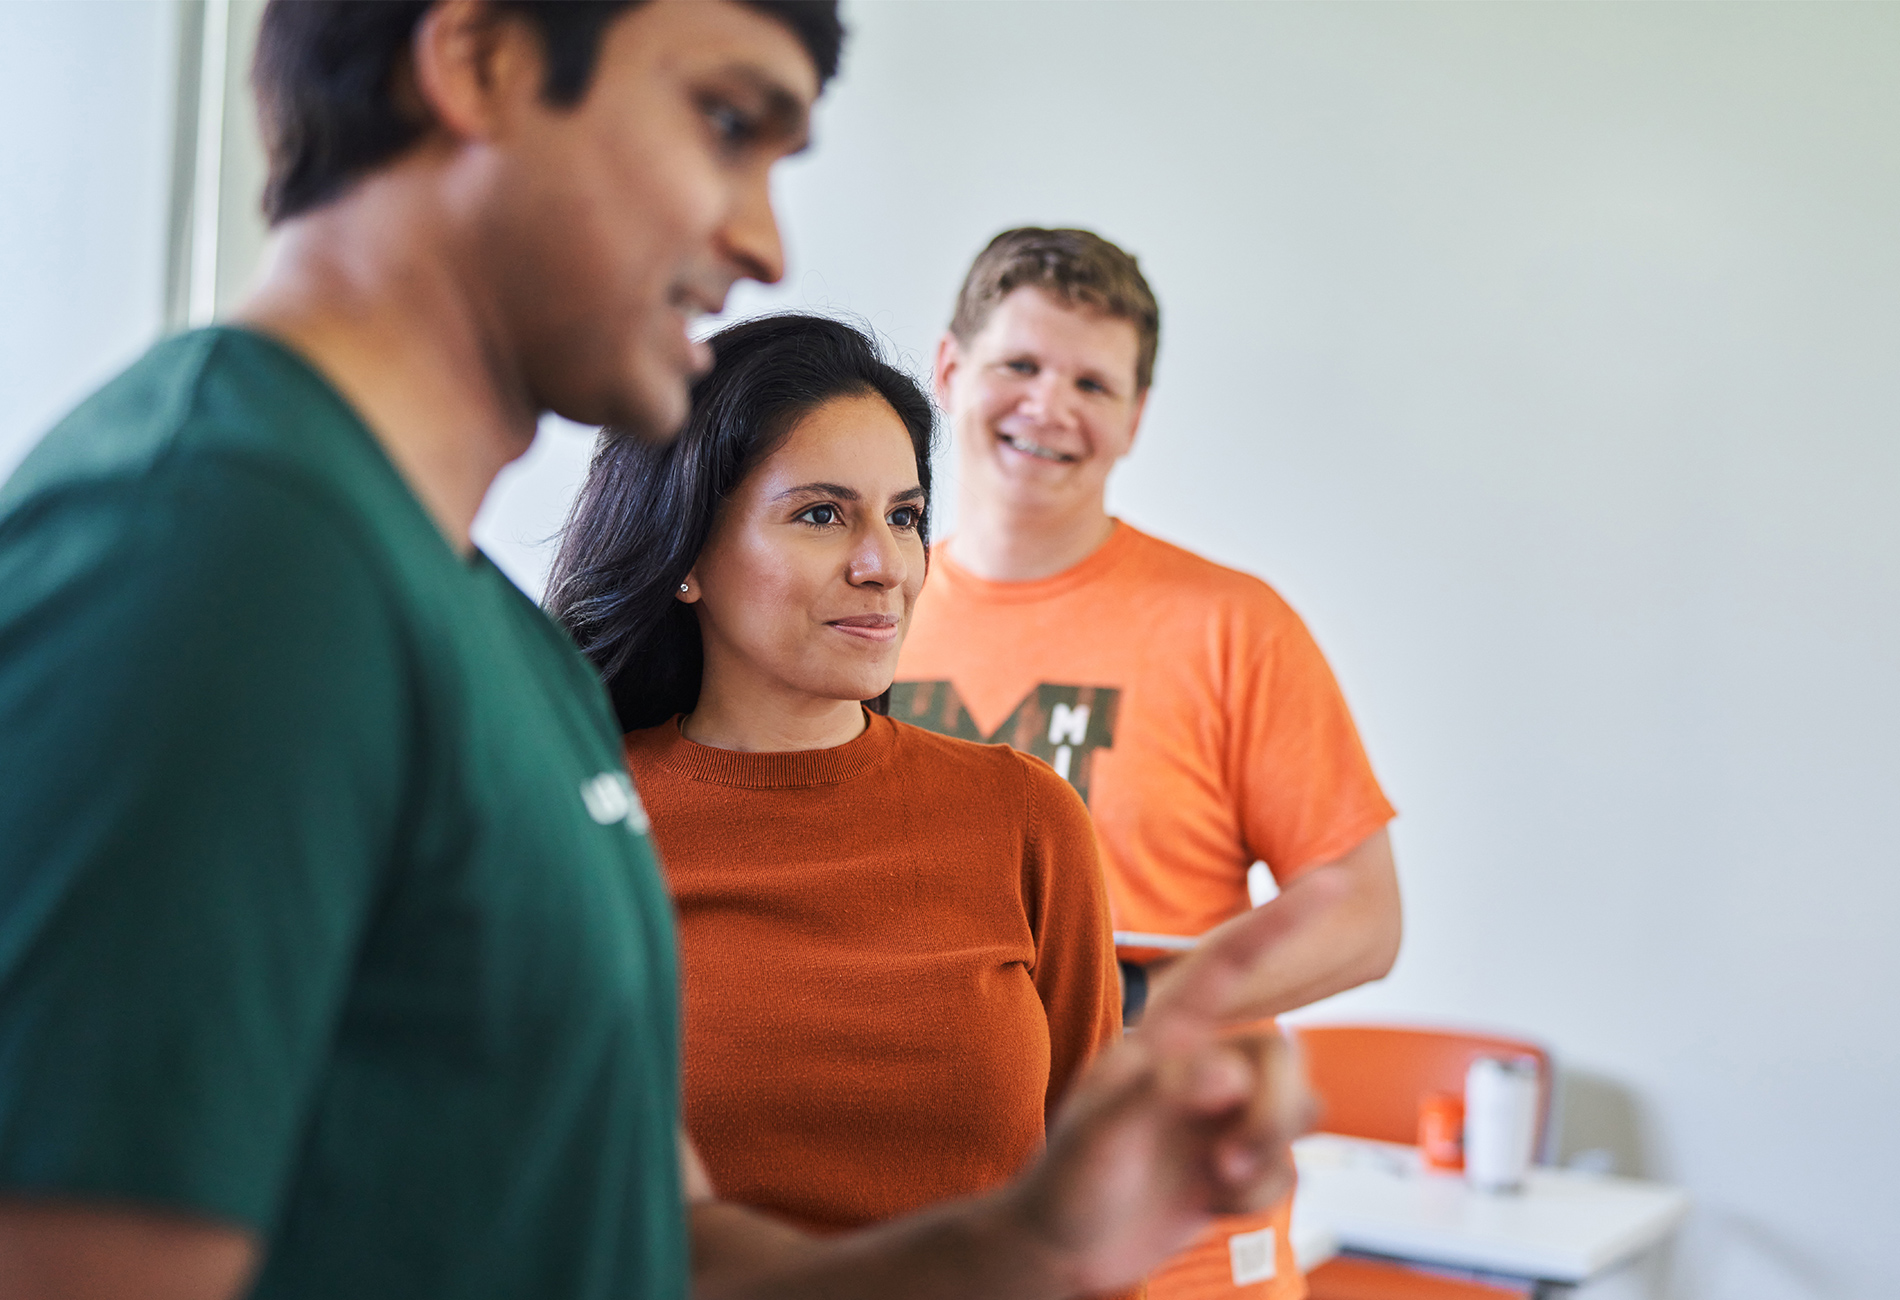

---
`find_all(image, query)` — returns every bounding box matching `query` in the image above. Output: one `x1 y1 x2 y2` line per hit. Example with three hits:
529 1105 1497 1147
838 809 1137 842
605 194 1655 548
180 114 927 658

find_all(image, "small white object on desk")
1291 1134 1689 1284
1465 1055 1540 1193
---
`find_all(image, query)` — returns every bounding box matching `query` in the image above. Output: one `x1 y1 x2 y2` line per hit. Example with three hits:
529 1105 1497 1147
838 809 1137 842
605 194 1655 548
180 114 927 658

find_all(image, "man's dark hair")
253 0 844 223
545 314 935 733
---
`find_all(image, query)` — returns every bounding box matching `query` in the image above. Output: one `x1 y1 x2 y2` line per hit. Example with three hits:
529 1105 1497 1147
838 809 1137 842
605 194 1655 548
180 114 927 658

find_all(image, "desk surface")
1291 1134 1689 1283
1288 1207 1339 1275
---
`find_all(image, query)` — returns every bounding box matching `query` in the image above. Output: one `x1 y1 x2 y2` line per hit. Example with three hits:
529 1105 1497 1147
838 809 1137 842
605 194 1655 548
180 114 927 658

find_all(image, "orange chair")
1299 1258 1531 1300
1284 1023 1553 1300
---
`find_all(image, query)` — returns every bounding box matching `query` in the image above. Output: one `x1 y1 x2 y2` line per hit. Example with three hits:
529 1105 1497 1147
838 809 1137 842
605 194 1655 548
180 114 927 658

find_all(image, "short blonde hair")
949 228 1161 391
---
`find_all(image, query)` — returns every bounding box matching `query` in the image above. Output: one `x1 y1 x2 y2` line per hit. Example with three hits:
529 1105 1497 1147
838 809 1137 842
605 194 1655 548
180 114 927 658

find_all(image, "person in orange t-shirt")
546 315 1125 1251
895 229 1403 1300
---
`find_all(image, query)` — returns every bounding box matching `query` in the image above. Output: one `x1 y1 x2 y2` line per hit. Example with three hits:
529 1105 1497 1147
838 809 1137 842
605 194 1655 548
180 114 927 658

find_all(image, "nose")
720 167 787 287
847 518 910 590
1021 370 1076 429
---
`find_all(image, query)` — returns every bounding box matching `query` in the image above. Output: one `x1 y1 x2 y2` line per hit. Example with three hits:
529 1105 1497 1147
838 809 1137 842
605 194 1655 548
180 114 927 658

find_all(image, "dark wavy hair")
546 315 936 733
252 0 845 222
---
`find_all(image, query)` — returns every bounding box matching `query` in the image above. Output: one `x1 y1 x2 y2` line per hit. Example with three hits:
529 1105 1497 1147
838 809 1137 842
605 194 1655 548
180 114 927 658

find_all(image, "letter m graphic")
888 681 1121 806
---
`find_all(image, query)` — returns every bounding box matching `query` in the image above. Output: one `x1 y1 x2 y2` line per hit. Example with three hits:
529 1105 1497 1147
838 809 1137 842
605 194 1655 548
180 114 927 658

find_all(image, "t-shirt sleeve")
1231 601 1396 882
0 459 412 1230
1017 756 1123 1125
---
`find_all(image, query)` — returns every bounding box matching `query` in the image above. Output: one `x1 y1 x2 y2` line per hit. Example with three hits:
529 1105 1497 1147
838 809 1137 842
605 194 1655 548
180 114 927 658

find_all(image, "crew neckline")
642 709 897 788
933 519 1140 604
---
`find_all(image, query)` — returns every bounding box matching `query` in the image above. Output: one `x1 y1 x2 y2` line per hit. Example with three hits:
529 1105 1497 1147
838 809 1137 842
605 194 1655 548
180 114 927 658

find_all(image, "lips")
999 432 1079 463
669 277 729 322
667 283 730 372
827 613 901 643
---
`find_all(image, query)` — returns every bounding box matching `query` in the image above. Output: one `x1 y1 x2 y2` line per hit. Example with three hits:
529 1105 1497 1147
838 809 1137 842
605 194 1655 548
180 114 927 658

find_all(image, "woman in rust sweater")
546 315 1121 1235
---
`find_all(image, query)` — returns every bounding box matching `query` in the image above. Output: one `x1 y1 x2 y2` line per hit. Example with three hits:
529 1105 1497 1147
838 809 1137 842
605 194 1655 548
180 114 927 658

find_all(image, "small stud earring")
678 582 690 594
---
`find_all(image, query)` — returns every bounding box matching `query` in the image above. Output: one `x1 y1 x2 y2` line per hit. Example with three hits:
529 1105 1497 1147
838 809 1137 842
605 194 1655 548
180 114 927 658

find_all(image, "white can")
1464 1056 1539 1193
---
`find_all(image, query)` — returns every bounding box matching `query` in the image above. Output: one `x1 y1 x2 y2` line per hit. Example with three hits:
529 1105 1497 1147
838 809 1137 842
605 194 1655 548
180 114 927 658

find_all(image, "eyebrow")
775 483 926 505
720 64 814 154
765 84 814 156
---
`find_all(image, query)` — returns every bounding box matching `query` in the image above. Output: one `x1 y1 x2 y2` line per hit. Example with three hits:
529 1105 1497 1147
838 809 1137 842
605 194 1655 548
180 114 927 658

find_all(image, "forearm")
690 1201 824 1294
1241 869 1398 1015
686 1129 1076 1300
0 1200 258 1300
694 1189 1074 1300
1165 829 1401 1022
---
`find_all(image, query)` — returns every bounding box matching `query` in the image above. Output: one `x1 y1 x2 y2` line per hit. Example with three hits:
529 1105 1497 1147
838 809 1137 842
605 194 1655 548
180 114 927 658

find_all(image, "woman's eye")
797 504 840 526
889 507 922 530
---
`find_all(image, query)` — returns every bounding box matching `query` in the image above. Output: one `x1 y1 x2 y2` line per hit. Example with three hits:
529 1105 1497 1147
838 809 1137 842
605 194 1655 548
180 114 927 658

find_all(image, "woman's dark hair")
252 0 845 222
546 314 936 733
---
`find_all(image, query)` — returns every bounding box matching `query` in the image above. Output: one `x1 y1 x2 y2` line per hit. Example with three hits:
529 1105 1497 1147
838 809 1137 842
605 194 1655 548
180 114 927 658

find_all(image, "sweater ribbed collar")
647 709 896 788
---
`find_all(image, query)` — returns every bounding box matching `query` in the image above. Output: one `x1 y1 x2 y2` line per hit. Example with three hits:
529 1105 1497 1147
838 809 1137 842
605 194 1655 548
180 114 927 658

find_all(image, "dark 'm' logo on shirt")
890 682 1120 806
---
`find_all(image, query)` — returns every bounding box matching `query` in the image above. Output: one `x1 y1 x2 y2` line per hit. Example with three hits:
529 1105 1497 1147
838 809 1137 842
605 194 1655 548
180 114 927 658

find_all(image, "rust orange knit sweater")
625 711 1122 1233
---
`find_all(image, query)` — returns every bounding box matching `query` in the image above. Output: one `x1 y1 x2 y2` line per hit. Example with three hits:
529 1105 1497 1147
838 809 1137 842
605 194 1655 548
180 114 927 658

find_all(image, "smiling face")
686 392 928 718
935 285 1149 520
476 0 820 439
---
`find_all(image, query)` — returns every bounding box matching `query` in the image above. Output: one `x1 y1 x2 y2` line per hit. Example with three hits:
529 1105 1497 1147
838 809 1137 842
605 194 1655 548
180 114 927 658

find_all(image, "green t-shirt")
0 329 686 1299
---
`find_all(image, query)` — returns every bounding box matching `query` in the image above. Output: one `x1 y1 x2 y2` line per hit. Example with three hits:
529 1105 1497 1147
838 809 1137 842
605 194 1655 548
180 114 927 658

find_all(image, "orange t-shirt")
894 520 1395 953
895 521 1396 1300
624 712 1122 1234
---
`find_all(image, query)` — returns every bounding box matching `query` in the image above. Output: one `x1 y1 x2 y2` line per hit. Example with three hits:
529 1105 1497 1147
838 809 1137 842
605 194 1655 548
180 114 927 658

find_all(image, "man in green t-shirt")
0 4 1312 1299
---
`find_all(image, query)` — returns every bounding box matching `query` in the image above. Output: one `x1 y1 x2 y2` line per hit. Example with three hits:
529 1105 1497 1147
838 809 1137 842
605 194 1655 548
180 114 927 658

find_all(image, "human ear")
676 571 700 604
409 0 543 144
931 332 963 410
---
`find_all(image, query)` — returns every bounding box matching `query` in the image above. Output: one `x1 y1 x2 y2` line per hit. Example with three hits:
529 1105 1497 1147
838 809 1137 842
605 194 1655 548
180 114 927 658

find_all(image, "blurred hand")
999 913 1317 1294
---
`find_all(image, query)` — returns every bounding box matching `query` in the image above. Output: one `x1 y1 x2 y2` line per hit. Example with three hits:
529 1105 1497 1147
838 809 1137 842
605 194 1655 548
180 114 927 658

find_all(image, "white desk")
1288 1207 1339 1274
1291 1134 1688 1284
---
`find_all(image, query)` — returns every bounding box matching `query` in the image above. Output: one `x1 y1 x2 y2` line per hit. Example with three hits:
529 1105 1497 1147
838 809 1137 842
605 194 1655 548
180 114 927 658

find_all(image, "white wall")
687 5 1894 1299
475 6 1900 1295
0 2 176 480
645 4 1896 1297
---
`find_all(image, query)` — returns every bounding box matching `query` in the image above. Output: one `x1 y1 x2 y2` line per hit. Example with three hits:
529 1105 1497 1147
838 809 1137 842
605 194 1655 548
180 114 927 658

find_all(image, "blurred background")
3 3 1897 1297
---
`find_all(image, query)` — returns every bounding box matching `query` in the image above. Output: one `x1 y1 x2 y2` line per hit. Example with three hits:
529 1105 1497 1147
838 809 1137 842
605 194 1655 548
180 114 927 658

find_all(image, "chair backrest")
1285 1022 1554 1157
